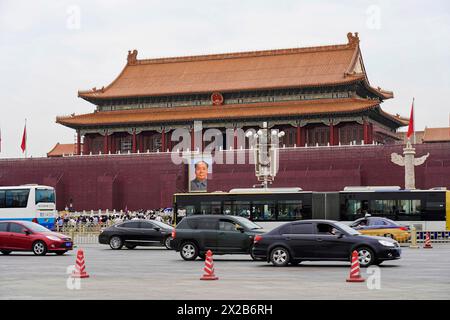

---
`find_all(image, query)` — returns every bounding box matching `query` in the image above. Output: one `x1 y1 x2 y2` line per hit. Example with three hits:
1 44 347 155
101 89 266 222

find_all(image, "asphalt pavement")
1 243 449 300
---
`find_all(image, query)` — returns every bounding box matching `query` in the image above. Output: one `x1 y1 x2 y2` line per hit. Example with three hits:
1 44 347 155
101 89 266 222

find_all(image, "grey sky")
0 0 449 158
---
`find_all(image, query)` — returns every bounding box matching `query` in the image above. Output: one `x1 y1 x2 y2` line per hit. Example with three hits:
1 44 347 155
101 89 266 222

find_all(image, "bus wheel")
32 241 48 256
1 250 12 255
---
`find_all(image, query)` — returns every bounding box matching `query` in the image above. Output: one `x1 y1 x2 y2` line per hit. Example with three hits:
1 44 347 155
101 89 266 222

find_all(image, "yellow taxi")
350 217 410 242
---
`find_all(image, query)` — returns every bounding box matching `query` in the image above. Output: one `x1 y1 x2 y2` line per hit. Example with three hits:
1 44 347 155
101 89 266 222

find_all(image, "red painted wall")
0 143 449 211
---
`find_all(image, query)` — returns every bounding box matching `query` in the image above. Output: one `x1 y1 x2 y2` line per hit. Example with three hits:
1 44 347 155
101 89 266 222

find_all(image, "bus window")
0 191 5 208
5 189 29 208
252 201 276 221
234 201 251 219
177 205 196 216
35 189 55 204
200 201 221 215
278 200 303 220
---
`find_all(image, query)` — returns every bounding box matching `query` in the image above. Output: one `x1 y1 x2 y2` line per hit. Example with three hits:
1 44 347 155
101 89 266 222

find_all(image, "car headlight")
46 235 62 241
378 240 395 247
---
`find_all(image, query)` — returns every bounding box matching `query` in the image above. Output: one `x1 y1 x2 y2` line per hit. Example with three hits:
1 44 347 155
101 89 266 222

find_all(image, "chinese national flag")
406 99 414 139
21 124 26 153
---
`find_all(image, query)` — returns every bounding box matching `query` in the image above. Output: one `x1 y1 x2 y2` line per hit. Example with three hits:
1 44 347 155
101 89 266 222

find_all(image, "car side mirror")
24 229 31 235
236 226 245 233
153 227 161 231
336 232 344 239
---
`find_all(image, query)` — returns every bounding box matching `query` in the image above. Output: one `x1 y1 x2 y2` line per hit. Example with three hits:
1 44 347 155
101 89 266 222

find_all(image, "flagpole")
412 98 416 145
24 119 27 159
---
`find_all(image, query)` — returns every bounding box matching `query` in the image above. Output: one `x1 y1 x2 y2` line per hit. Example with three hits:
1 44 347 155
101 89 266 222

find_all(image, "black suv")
171 215 265 260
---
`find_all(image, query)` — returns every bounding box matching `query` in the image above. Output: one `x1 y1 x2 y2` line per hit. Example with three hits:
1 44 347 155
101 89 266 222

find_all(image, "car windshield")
20 221 51 232
151 220 173 230
334 222 361 236
233 216 263 230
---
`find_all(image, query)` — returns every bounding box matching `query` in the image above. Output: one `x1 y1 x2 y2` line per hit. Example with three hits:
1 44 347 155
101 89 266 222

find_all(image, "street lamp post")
246 122 285 189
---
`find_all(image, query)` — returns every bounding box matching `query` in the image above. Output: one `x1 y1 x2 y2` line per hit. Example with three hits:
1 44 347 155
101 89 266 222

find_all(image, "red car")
0 220 73 256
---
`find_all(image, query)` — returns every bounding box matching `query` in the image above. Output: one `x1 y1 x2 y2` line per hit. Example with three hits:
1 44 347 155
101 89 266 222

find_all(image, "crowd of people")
56 209 173 230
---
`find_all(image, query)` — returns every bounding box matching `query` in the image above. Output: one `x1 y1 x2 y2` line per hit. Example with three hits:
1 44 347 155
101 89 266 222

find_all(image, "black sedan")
99 219 174 250
252 219 401 267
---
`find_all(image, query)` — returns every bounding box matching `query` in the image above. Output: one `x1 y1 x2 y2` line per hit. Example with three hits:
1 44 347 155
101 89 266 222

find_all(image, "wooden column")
234 127 238 150
103 132 108 154
82 134 89 155
161 128 166 152
190 128 194 151
132 130 137 153
329 123 335 146
363 121 370 144
76 130 81 155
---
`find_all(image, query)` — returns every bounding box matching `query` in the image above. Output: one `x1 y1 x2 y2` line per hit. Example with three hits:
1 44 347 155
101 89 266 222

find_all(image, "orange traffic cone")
71 249 90 278
200 250 218 280
346 250 365 283
423 232 433 249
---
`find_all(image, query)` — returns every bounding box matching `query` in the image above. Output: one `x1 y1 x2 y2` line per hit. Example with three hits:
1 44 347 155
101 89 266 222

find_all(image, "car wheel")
164 236 172 250
180 242 199 261
109 236 123 250
1 250 12 255
32 241 48 256
55 251 67 256
356 247 375 267
125 244 137 250
270 247 290 267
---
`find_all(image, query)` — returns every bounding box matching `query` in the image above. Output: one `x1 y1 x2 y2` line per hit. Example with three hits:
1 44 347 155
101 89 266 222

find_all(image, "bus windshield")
35 189 55 204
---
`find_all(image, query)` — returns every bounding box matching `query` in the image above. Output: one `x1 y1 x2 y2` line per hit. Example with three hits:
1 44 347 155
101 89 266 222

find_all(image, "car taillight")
171 230 176 239
32 218 38 223
254 235 262 243
400 227 408 231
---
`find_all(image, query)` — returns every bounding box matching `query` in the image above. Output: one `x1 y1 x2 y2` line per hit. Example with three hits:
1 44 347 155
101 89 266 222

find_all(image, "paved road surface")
1 244 449 299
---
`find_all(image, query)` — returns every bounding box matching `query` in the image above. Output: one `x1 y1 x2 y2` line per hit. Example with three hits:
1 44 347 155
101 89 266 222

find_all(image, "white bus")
0 185 57 230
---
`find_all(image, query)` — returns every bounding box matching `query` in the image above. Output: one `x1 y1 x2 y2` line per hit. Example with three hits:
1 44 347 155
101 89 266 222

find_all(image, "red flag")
21 123 27 153
406 99 414 139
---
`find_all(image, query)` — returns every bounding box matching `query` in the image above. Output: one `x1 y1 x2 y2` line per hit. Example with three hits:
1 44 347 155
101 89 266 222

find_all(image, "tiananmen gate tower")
0 32 449 211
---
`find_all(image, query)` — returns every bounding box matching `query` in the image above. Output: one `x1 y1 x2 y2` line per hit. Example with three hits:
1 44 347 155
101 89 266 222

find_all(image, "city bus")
0 185 58 230
173 187 450 230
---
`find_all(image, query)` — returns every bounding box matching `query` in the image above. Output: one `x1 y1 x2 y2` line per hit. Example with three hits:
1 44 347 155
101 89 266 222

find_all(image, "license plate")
65 242 72 247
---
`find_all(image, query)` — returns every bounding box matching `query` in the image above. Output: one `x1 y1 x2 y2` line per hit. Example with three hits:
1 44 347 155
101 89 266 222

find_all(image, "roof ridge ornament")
347 32 360 46
127 49 138 65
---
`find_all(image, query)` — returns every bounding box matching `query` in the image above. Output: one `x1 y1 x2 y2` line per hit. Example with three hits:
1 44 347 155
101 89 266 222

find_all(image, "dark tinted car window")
219 220 237 232
176 219 189 229
291 223 313 234
9 223 27 234
120 222 140 228
0 222 8 232
278 224 291 235
187 218 217 230
140 221 156 229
